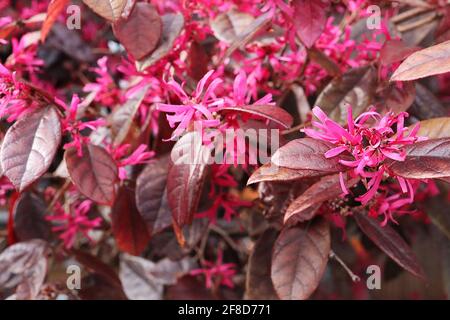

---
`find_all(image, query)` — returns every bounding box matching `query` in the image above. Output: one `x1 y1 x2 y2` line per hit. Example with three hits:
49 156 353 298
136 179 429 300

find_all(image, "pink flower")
57 94 106 157
304 105 425 205
190 249 236 289
6 36 44 76
0 63 38 122
157 70 224 140
83 57 122 106
46 199 102 249
107 144 155 180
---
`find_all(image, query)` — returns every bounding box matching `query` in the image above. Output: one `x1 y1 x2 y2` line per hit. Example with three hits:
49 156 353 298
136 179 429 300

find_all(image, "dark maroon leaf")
45 22 95 62
387 138 450 179
245 228 279 300
167 132 210 230
112 2 162 60
0 240 50 300
410 83 447 120
186 41 210 81
13 192 53 241
380 39 419 66
314 66 377 123
65 143 118 205
219 105 293 129
135 13 184 71
136 155 172 236
284 174 359 224
72 249 122 288
41 0 69 42
382 81 416 114
83 0 128 22
292 0 329 48
354 212 425 278
271 218 330 300
111 186 151 256
1 106 61 192
271 138 349 172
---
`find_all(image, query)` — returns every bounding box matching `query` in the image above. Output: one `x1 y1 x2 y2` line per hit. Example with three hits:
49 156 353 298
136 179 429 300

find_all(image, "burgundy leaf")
387 138 450 179
41 0 69 42
110 84 150 146
284 174 359 224
13 192 53 241
382 81 416 114
248 163 324 185
245 228 279 300
271 218 330 300
380 39 419 66
1 106 61 191
65 143 118 205
167 132 210 230
410 82 447 120
111 186 151 256
391 40 450 81
314 66 377 123
354 212 425 278
271 138 348 172
83 0 128 22
0 240 50 300
135 13 184 71
219 105 293 129
292 0 329 48
112 2 162 60
136 155 172 236
72 249 122 288
211 9 254 43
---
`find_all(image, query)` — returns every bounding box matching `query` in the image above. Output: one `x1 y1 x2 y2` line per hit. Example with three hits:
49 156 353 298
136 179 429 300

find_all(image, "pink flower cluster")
46 199 102 249
304 105 425 207
190 249 236 288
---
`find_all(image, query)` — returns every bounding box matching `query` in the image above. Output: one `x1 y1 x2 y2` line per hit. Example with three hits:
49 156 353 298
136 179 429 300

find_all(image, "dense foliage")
0 0 450 300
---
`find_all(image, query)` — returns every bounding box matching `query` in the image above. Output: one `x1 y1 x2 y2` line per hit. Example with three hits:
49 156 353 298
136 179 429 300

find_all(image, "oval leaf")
65 143 118 205
285 174 359 224
211 9 254 43
136 155 172 236
416 117 450 139
13 192 53 241
112 2 162 60
41 0 69 42
292 0 329 48
248 163 324 185
354 212 425 278
111 187 151 256
271 218 330 300
315 66 377 124
271 138 349 172
167 132 210 229
83 0 128 21
387 138 450 179
135 13 184 71
391 40 450 81
1 107 61 191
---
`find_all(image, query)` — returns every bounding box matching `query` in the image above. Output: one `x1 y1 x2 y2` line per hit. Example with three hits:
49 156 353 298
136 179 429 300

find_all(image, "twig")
390 7 431 24
329 249 361 282
45 180 72 214
210 224 247 255
396 11 437 33
281 123 305 135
